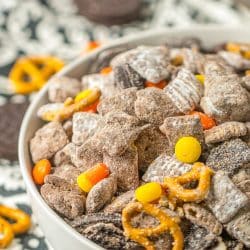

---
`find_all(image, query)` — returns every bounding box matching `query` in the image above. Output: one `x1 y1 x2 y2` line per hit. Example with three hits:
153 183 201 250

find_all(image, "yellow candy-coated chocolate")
77 173 93 193
195 74 205 84
135 182 162 203
175 136 201 163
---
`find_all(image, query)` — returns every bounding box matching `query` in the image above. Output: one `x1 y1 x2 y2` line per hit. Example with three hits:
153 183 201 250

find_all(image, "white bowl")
19 26 250 250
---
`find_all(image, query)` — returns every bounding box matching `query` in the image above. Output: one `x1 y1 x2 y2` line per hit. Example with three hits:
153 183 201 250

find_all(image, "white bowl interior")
19 26 250 250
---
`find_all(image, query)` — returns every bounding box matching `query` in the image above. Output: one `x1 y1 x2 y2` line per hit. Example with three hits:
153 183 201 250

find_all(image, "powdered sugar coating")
82 72 118 98
205 171 249 223
30 121 68 163
103 144 139 191
160 114 204 151
86 174 117 213
48 76 81 103
135 87 181 125
226 209 250 247
142 154 192 183
163 68 204 114
204 121 247 144
97 87 137 116
72 112 100 146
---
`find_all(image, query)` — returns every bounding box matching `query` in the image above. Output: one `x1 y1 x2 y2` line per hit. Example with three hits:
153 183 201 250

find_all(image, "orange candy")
84 41 101 53
32 159 52 185
190 111 216 130
77 163 110 193
100 67 112 75
145 80 167 89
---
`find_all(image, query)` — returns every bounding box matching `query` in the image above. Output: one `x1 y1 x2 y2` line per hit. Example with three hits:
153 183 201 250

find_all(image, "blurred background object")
0 0 250 249
74 0 142 25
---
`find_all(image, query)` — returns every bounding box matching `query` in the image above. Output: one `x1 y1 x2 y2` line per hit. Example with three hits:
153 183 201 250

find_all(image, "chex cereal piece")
181 48 205 74
129 46 170 83
206 139 250 176
205 122 247 144
163 68 204 114
184 224 219 250
48 76 81 103
112 46 171 83
41 175 85 219
232 168 250 199
142 154 192 183
242 75 250 91
160 115 204 151
72 112 100 146
71 139 103 171
53 164 80 185
183 203 223 235
205 171 249 223
200 61 250 123
53 143 76 168
103 144 139 191
104 190 134 213
82 72 117 98
97 87 137 116
135 87 181 125
219 51 250 71
90 47 127 73
30 121 68 163
63 119 73 139
114 63 144 89
110 48 138 68
69 212 122 230
86 174 117 213
82 223 139 250
93 111 148 156
37 103 64 120
135 125 171 172
226 209 250 248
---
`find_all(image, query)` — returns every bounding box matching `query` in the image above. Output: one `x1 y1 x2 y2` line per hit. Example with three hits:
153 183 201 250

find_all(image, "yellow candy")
135 182 162 203
195 74 205 84
175 136 201 163
74 89 94 103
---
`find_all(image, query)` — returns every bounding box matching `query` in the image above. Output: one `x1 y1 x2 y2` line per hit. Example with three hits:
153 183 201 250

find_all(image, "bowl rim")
18 25 250 249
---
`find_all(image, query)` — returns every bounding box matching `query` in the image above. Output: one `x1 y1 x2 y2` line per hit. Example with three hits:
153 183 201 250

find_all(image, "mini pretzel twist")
122 202 184 250
163 162 213 203
0 217 14 249
0 205 31 235
40 88 101 122
9 56 64 94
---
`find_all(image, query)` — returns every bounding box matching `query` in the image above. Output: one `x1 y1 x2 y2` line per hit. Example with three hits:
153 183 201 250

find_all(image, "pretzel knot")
122 202 184 250
0 205 31 235
0 217 14 249
163 162 213 204
9 56 64 94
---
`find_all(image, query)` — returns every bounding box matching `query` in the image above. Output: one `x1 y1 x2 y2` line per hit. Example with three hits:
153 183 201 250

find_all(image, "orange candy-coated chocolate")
100 67 112 75
190 111 216 130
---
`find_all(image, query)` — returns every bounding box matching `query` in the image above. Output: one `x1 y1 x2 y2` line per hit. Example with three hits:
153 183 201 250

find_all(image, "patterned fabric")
0 0 249 249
